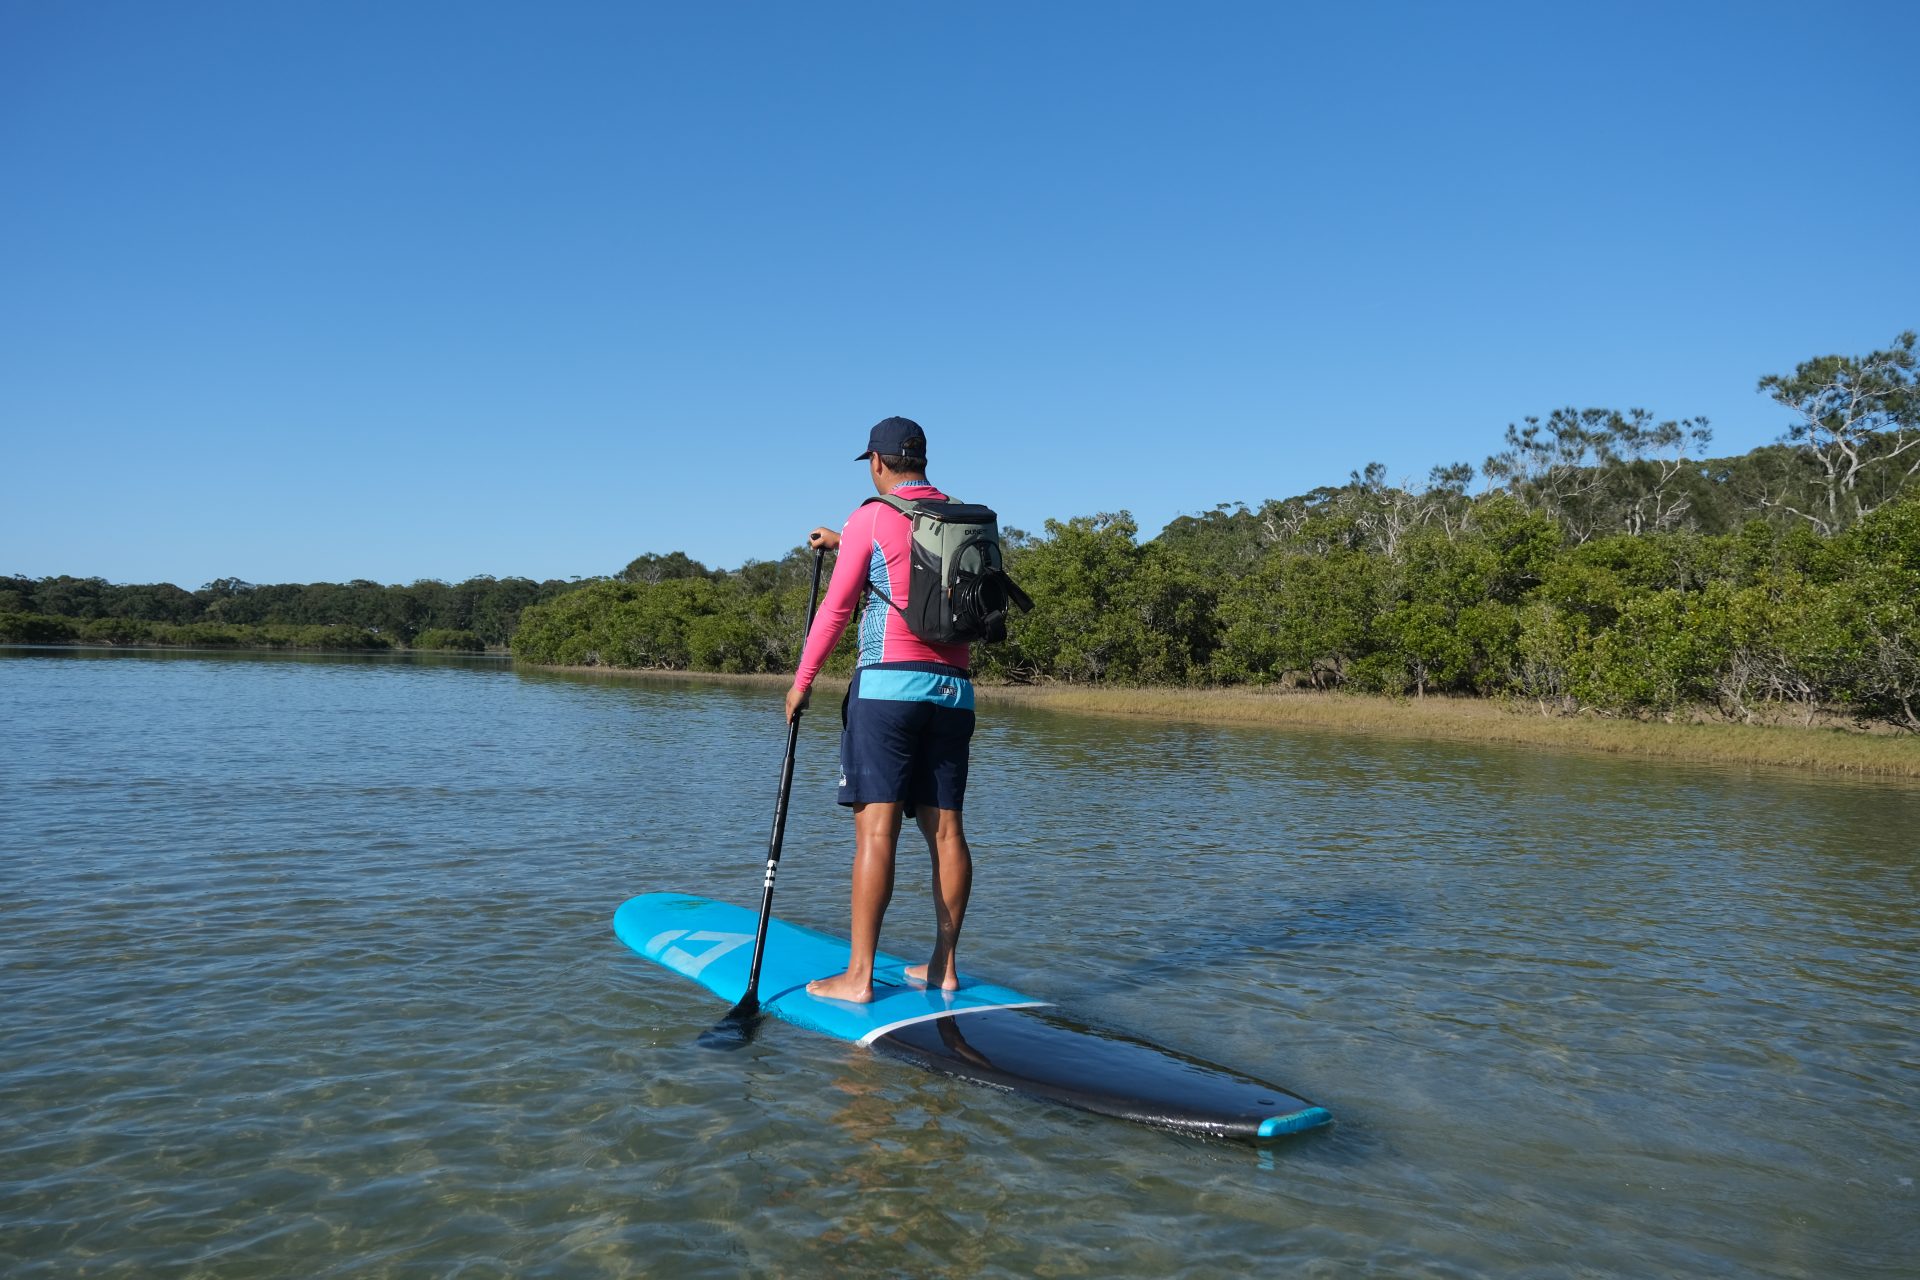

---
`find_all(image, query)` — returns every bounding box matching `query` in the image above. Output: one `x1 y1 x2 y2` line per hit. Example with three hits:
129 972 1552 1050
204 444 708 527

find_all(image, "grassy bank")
978 685 1920 781
521 663 1920 782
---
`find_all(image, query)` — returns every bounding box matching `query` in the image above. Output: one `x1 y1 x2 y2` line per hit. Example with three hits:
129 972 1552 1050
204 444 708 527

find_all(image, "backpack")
861 494 1033 644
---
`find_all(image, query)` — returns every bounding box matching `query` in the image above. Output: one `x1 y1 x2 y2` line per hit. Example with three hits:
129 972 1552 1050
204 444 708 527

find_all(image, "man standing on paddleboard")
785 417 975 1004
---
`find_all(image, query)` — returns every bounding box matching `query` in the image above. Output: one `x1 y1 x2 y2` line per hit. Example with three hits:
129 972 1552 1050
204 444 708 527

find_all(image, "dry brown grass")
976 684 1920 781
525 663 800 688
518 663 1920 782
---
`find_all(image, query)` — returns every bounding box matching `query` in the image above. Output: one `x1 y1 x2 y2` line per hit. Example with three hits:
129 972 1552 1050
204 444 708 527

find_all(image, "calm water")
2 649 1916 1278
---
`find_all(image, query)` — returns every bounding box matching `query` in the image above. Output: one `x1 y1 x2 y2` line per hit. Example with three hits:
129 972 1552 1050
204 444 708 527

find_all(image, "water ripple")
2 650 1916 1278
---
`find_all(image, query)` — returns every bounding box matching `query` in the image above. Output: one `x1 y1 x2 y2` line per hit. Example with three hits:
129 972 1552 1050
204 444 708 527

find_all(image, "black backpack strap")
862 493 962 516
856 496 913 617
1002 572 1034 613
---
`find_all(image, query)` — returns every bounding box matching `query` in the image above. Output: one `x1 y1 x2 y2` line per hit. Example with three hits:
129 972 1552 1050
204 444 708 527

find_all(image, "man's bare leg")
904 806 970 991
807 801 904 1003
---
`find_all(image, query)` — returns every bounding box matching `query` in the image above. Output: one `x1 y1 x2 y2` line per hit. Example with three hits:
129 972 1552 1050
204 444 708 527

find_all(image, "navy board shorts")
838 661 976 813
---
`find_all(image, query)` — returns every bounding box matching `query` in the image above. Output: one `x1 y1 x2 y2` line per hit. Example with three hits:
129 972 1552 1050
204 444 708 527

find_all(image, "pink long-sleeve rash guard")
793 483 971 692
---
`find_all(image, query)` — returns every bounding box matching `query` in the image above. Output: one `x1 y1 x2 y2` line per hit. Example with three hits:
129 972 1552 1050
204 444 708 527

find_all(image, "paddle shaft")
739 546 826 1010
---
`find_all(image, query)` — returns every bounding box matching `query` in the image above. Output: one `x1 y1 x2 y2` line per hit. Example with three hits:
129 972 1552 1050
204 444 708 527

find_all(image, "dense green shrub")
80 616 159 644
511 553 822 674
413 628 486 652
0 612 79 643
0 614 390 651
1823 495 1920 730
0 573 579 647
981 514 1215 684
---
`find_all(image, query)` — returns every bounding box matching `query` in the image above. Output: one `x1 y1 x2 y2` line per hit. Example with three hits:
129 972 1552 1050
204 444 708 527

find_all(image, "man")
785 416 975 1004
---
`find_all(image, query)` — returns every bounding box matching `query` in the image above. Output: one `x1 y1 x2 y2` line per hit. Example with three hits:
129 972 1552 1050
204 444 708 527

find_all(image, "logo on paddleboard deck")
642 929 752 978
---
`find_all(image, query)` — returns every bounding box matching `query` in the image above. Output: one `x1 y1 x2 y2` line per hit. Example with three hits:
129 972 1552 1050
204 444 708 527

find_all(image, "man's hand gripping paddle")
699 545 827 1051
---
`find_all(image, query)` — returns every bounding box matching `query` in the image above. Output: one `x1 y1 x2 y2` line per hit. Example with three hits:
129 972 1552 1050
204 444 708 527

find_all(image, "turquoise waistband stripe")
857 668 975 709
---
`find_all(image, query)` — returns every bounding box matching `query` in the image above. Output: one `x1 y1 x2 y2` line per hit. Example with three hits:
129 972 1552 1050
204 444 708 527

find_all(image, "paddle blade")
697 996 761 1051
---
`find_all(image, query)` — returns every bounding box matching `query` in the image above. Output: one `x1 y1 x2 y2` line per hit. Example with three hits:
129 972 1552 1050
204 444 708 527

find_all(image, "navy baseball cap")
856 416 927 462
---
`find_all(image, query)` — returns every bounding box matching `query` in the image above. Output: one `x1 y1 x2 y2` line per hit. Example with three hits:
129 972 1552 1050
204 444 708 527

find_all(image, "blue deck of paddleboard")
612 892 1048 1045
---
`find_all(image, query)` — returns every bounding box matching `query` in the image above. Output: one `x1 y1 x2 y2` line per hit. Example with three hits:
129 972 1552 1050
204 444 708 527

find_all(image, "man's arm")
787 510 871 718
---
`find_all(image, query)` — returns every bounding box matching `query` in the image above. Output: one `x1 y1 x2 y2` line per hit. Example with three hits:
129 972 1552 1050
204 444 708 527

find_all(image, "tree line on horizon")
7 333 1916 730
0 573 579 651
508 332 1920 732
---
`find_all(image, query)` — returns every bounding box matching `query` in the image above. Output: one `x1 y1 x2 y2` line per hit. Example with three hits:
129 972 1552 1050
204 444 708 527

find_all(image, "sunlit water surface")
2 650 1915 1278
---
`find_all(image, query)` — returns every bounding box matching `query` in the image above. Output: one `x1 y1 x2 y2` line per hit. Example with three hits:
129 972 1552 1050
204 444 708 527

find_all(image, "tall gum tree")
1758 331 1919 534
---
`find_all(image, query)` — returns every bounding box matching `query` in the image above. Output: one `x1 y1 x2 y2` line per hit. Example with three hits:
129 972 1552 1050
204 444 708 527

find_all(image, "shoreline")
519 662 1920 782
12 646 1912 781
2 642 508 659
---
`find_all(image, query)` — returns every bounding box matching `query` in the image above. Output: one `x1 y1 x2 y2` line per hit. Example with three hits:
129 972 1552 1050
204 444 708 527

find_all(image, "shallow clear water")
2 649 1916 1278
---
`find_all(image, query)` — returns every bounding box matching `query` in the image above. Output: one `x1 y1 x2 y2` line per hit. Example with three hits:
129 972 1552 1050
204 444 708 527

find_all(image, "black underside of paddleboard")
870 1007 1328 1141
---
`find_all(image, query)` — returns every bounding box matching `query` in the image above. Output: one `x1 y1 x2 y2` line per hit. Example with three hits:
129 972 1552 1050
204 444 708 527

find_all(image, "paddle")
699 544 827 1051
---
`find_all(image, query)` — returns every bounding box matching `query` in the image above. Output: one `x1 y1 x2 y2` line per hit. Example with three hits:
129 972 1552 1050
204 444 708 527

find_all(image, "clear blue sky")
4 1 1915 587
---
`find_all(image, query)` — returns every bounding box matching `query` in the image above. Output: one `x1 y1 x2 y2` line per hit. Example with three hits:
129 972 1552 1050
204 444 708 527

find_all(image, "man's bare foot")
904 961 960 991
806 972 874 1003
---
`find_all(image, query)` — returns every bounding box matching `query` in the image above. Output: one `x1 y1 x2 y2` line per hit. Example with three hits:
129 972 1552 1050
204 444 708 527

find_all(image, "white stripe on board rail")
857 1001 1053 1046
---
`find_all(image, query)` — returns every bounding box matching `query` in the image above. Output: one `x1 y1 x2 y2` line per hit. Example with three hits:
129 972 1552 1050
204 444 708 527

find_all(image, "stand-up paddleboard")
614 892 1331 1142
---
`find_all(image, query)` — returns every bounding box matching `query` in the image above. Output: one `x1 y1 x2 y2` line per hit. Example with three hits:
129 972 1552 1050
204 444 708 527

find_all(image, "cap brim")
855 450 873 461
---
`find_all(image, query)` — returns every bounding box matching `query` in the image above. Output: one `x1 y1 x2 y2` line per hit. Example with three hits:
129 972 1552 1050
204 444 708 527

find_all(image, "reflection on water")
2 648 1917 1278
